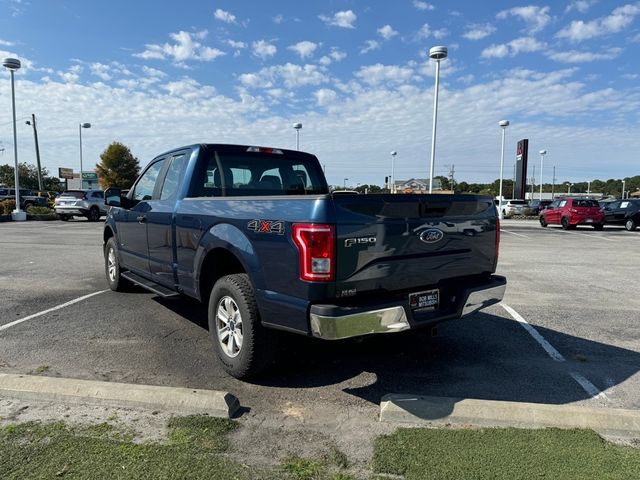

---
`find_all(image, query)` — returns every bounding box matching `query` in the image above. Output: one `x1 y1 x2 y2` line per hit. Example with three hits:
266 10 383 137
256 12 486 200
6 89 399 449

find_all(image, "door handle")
137 215 147 224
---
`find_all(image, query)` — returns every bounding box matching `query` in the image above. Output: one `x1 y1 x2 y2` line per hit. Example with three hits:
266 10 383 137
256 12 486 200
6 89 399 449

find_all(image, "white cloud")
314 88 338 107
288 41 319 59
134 30 225 63
214 8 236 24
89 63 112 81
462 24 496 40
378 25 398 40
557 3 640 42
355 64 415 86
252 40 277 60
240 63 328 89
413 1 435 11
319 49 346 65
496 6 552 33
481 37 546 58
416 23 448 40
548 48 623 63
227 40 247 49
360 40 380 54
565 0 596 14
319 10 357 29
0 38 14 46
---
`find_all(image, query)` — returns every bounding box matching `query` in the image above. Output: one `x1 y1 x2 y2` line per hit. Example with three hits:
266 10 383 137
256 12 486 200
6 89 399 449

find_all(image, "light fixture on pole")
566 182 573 195
79 122 91 188
498 120 509 220
538 150 546 200
428 45 447 194
3 57 26 221
390 151 397 194
293 122 302 151
25 114 43 191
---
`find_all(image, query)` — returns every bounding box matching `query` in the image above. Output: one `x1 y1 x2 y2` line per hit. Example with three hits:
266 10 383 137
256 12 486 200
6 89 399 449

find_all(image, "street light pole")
428 46 447 194
390 151 397 194
567 183 572 195
293 122 302 151
498 120 509 220
3 57 26 221
622 180 626 199
26 114 43 191
79 122 91 188
343 178 348 189
539 149 546 200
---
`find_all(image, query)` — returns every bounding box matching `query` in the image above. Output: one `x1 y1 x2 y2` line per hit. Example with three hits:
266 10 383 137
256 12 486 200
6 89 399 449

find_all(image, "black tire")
208 273 274 379
593 224 604 231
59 215 70 221
561 217 570 230
539 216 547 228
104 237 128 292
625 219 636 232
87 206 101 222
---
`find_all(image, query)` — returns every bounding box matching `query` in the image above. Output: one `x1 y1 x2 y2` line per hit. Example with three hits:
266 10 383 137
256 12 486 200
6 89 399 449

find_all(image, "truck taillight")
292 224 335 282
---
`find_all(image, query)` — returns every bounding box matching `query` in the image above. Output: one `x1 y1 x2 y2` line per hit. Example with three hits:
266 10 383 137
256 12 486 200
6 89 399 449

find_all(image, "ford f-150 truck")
103 144 506 378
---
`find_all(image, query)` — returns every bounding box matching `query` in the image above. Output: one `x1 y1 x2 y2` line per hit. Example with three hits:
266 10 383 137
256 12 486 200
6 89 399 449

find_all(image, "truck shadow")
153 298 640 411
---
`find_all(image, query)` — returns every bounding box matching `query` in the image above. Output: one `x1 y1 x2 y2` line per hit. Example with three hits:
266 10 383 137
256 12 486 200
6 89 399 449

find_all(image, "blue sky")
1 0 639 187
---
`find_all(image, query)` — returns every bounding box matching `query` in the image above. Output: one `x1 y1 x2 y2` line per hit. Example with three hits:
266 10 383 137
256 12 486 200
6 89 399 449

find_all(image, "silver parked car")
54 189 107 221
500 199 528 218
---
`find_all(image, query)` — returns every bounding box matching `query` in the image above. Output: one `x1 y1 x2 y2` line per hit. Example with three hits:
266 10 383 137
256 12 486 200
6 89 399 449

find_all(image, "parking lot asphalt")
0 219 639 420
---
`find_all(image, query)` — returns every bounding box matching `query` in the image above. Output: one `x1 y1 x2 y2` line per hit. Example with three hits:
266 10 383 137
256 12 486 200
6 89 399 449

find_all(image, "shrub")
26 205 54 215
1 199 16 215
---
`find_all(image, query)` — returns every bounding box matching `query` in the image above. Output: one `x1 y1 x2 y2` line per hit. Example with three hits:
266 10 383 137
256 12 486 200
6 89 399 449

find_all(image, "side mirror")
105 187 126 208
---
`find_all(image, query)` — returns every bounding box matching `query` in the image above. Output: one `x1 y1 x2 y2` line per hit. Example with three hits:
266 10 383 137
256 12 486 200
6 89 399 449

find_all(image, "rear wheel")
561 217 570 230
625 219 636 231
87 206 101 222
208 273 274 378
539 216 548 227
59 214 70 221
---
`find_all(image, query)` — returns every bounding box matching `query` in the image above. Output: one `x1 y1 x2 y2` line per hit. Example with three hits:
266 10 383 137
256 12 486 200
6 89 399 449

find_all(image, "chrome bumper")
310 277 506 340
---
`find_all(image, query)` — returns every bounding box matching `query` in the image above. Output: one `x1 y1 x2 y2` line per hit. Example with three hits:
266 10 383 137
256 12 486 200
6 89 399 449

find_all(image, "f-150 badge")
247 219 285 235
344 236 376 247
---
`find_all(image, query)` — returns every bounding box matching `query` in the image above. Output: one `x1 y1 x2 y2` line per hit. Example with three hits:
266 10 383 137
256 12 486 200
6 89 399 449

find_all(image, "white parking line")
551 228 617 242
0 290 108 333
500 303 608 401
500 229 530 238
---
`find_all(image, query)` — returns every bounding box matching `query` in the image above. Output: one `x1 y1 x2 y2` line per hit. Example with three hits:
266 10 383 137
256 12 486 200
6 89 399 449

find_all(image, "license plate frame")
409 288 439 312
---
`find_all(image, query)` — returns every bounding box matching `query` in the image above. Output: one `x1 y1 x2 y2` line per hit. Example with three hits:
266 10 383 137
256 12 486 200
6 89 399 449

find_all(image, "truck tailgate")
332 194 498 294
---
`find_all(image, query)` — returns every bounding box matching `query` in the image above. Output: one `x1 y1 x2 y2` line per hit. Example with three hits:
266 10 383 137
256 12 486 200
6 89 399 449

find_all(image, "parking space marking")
500 229 530 238
501 303 609 401
551 229 617 242
0 290 108 333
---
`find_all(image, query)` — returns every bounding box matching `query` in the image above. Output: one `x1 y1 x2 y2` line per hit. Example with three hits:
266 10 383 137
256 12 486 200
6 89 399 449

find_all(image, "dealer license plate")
409 289 439 311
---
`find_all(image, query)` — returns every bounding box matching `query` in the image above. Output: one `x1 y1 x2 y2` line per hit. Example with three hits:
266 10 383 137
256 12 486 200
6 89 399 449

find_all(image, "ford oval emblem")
419 228 444 244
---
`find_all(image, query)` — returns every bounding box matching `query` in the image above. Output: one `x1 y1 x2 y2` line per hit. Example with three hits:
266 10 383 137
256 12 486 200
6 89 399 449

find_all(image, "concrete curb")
380 394 640 438
0 373 240 418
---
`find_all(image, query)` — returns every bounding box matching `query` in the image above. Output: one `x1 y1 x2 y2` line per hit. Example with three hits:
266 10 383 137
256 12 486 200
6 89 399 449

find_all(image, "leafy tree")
0 162 62 191
96 142 140 189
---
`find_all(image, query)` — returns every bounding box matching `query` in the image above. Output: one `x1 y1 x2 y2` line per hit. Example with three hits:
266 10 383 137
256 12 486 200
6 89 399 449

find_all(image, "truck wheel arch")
199 248 247 304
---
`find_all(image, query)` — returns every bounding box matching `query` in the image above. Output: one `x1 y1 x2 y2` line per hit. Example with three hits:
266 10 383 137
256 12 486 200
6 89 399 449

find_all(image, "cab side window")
132 160 165 202
160 154 188 200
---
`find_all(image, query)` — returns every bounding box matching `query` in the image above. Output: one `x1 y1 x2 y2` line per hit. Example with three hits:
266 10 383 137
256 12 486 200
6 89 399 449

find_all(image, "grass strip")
373 427 640 480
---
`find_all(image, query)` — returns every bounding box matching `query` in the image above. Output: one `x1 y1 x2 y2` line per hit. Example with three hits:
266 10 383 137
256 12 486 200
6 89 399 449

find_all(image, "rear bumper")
55 207 88 216
569 215 604 225
309 275 507 340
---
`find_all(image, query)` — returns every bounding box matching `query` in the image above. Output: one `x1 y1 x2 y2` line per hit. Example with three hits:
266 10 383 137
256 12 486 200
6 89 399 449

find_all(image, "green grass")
373 427 640 480
0 416 266 480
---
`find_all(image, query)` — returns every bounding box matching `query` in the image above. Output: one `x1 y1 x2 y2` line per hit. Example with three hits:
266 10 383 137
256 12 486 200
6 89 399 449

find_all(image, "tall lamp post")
79 122 91 188
390 151 397 194
566 182 573 195
343 178 349 189
538 150 546 200
3 57 26 221
293 122 302 151
498 120 509 220
428 45 447 194
622 180 626 199
26 114 43 191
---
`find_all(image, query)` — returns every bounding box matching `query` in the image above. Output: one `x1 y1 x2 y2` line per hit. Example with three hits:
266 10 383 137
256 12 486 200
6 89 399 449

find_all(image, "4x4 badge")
419 228 444 244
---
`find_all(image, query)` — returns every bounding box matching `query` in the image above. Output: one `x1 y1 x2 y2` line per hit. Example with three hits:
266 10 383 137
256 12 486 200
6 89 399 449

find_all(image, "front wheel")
208 274 274 379
539 216 548 227
561 217 570 230
87 206 101 222
104 237 128 291
625 219 636 231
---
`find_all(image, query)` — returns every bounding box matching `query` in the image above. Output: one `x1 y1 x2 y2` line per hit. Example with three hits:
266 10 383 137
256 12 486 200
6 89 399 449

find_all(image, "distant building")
394 178 442 193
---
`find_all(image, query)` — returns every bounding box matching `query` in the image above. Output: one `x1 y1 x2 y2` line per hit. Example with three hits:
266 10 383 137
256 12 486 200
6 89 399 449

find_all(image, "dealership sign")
58 168 74 179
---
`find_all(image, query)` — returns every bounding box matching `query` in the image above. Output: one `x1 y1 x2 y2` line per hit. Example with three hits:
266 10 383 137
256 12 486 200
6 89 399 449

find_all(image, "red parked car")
539 197 604 230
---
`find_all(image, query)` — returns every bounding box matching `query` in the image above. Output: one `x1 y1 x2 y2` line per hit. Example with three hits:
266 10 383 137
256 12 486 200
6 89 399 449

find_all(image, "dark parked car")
525 199 553 216
602 199 640 231
540 197 604 230
0 188 48 209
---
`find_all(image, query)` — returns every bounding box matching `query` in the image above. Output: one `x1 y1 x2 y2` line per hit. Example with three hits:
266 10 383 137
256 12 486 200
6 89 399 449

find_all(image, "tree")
96 142 140 189
0 162 62 191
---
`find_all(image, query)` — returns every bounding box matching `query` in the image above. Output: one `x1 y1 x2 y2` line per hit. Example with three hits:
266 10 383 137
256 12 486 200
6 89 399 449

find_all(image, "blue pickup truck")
103 144 505 378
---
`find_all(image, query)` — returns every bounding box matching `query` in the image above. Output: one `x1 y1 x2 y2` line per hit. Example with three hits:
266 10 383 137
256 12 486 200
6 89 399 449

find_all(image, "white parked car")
54 189 107 221
500 199 528 218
